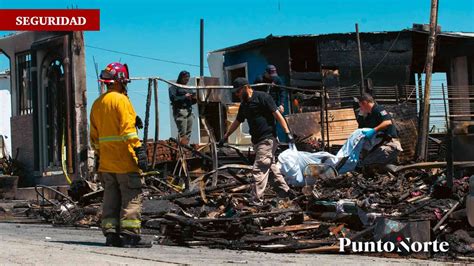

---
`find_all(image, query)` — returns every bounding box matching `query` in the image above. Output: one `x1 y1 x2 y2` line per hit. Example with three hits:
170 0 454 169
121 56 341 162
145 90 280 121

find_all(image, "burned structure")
208 25 474 160
209 26 474 96
0 27 472 262
0 31 88 186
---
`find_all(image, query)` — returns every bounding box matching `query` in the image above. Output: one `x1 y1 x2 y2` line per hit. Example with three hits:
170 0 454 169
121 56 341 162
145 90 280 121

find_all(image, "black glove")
135 116 143 130
134 145 148 171
286 132 295 144
217 137 227 147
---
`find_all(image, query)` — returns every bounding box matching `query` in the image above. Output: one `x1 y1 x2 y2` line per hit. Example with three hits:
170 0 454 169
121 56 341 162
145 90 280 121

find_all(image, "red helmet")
99 62 130 84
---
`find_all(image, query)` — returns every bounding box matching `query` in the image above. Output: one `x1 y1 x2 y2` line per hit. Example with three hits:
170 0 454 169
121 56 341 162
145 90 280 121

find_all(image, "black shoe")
105 233 123 247
121 233 153 248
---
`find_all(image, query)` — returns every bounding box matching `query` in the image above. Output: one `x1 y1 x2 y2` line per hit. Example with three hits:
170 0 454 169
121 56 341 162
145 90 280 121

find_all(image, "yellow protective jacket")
90 89 141 173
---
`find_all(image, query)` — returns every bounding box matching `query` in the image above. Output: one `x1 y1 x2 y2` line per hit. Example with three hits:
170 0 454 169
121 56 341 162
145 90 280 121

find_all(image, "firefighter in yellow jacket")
90 62 151 248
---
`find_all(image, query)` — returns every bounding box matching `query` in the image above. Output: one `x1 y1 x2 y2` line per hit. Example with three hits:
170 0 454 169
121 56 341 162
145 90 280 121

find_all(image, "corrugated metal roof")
210 29 474 54
436 31 474 38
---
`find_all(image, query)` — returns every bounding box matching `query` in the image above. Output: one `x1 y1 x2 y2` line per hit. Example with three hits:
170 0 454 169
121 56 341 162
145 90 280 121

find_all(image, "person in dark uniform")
219 77 296 204
254 65 289 141
169 71 197 144
356 93 403 168
254 65 287 113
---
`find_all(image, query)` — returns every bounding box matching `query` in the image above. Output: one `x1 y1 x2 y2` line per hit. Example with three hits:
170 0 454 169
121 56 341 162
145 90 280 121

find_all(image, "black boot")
121 233 153 248
105 233 123 247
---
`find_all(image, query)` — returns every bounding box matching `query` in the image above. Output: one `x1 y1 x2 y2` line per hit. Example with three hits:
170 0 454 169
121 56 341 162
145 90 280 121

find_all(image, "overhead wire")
86 45 208 69
363 31 403 79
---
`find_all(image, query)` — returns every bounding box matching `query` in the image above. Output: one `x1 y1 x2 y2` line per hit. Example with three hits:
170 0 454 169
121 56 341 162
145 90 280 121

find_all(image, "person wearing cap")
219 77 296 204
356 93 403 170
169 70 197 144
254 65 287 114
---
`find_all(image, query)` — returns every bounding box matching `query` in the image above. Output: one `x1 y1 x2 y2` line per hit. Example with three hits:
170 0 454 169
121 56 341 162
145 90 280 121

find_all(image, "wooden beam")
262 222 320 234
290 71 322 80
296 245 341 253
290 79 322 87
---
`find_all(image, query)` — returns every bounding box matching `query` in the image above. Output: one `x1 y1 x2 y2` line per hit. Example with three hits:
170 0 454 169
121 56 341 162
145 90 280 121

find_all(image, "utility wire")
364 31 402 79
86 45 208 69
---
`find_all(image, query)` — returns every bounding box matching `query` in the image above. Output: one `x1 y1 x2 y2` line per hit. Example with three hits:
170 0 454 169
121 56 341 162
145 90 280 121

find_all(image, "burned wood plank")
229 184 251 193
161 208 301 225
386 161 474 173
145 218 177 229
79 188 104 205
192 236 230 246
290 79 322 87
262 222 321 234
255 244 294 253
241 234 286 243
296 245 341 254
158 182 242 201
433 198 463 232
163 213 204 229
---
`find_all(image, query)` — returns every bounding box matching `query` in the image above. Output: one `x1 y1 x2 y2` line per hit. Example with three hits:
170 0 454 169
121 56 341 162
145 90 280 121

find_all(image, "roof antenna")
93 56 100 94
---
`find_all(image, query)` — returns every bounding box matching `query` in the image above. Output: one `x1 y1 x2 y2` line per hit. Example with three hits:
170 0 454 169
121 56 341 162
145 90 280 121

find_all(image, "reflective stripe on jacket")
90 90 141 173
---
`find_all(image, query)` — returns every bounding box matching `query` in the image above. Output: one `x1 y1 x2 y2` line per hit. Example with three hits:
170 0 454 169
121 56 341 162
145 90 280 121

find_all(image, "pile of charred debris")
1 139 474 262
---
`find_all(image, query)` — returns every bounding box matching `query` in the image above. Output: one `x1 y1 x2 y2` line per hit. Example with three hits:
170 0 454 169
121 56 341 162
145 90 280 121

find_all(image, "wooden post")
418 0 439 161
417 73 423 104
355 23 365 94
143 78 153 160
63 34 74 174
320 89 326 151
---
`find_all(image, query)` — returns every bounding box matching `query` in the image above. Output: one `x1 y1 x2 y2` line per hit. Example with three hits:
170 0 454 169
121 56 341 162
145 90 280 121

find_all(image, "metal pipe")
320 88 326 151
442 84 449 128
417 72 423 106
324 88 330 148
152 79 159 169
63 34 74 174
443 83 454 189
93 56 101 95
355 23 365 94
130 77 324 93
200 19 204 77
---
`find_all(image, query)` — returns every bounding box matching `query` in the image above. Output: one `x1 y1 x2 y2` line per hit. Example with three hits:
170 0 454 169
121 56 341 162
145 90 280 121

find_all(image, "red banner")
0 9 100 31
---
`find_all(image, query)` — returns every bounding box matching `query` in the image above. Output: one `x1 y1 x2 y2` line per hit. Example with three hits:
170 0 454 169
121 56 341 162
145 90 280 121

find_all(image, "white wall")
207 51 225 85
0 72 11 156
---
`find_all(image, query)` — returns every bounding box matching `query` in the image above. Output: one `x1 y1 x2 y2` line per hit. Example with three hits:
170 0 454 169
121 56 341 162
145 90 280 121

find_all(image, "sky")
0 0 473 138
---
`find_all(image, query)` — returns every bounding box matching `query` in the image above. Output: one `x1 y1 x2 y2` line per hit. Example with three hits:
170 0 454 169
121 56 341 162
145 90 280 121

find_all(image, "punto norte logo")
339 236 449 253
